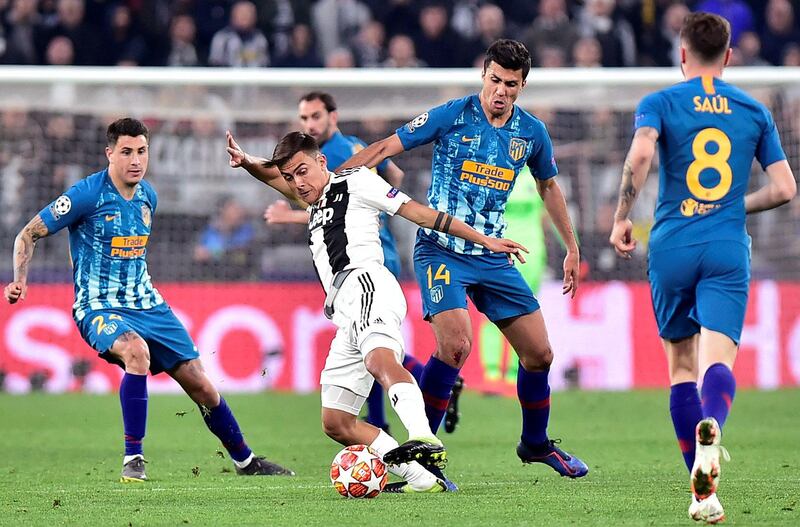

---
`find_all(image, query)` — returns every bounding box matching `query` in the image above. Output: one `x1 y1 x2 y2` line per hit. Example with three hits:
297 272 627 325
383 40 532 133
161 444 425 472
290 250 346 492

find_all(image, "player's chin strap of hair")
433 211 453 234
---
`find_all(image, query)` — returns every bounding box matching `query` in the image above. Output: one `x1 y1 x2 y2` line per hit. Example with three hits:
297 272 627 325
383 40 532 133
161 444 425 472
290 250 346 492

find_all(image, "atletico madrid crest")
509 138 527 161
141 205 151 227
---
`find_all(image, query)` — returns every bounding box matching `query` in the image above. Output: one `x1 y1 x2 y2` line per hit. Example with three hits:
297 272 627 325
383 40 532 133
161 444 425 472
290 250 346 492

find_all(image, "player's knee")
436 336 471 368
322 414 356 444
519 345 553 371
118 336 150 371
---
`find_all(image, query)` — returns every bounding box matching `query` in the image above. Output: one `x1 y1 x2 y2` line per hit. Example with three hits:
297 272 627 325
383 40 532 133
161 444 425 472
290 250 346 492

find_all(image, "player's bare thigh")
429 308 472 368
108 330 150 375
497 310 552 371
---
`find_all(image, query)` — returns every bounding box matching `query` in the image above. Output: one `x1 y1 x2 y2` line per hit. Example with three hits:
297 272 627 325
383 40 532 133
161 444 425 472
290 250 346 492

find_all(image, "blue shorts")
413 233 539 321
648 240 750 344
76 302 199 375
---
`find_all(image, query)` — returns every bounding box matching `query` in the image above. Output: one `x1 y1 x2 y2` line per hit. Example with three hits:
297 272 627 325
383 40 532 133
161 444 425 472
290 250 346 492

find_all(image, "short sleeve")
634 92 663 134
526 122 558 180
38 179 96 235
348 167 411 216
395 97 466 150
755 106 787 170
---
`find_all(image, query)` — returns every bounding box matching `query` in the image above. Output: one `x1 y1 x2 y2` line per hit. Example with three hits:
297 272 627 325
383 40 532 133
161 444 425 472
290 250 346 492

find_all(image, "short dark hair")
299 91 337 113
107 118 149 146
483 39 531 80
680 12 731 64
262 131 320 170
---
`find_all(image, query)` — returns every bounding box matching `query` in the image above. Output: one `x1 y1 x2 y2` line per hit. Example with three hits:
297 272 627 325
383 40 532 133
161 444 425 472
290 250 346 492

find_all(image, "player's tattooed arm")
336 134 405 172
396 200 528 263
5 215 50 304
610 126 658 259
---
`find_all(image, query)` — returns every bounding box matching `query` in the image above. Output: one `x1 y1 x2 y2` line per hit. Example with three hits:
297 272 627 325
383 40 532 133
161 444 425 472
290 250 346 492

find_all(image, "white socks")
123 454 143 465
387 382 435 440
369 430 438 490
233 453 255 469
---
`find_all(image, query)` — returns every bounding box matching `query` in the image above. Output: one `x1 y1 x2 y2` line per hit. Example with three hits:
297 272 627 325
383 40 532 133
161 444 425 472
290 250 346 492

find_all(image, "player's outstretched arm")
263 200 311 225
4 214 50 304
226 131 309 209
335 134 405 172
745 160 796 214
396 200 528 263
536 177 580 297
610 126 658 259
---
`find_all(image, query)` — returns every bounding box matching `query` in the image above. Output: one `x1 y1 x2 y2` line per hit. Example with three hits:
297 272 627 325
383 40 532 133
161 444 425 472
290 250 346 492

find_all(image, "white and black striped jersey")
308 167 411 293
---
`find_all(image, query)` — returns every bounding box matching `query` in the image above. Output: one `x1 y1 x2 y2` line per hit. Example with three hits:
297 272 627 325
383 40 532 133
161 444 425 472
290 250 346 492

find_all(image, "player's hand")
264 200 293 224
562 250 579 298
609 218 636 259
482 237 528 264
4 281 27 304
226 130 249 169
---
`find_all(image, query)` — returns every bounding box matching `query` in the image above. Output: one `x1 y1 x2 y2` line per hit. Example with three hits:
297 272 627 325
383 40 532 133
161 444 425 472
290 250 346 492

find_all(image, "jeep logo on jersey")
509 138 527 161
141 205 151 227
430 285 444 304
309 207 334 230
405 112 429 133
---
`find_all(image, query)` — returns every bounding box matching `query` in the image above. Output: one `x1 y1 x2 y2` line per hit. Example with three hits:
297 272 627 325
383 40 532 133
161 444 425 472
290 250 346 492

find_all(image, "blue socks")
670 381 703 472
701 363 736 428
120 372 148 456
365 383 388 429
517 364 550 447
201 397 252 463
419 356 460 433
402 354 425 383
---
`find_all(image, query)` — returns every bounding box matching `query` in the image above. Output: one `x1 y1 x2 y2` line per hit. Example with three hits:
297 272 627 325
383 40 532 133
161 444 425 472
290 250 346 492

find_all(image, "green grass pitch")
1 390 798 526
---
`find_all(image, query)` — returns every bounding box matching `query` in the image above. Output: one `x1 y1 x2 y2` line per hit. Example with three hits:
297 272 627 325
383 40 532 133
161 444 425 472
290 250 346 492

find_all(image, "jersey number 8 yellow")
686 127 732 202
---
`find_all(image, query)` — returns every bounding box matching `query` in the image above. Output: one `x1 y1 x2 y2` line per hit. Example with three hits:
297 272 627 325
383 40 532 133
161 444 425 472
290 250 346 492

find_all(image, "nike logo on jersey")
105 214 118 221
461 136 477 142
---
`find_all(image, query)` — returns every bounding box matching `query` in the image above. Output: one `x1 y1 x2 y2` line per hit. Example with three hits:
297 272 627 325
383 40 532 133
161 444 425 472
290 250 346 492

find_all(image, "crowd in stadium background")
1 0 799 69
1 0 800 286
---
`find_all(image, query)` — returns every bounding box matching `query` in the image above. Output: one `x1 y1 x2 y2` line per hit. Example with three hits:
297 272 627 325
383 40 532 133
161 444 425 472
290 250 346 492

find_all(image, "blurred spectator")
521 0 578 68
254 0 315 60
783 43 800 66
0 108 44 230
367 0 418 40
640 2 688 67
735 31 769 66
572 36 603 68
383 34 425 68
451 0 480 40
538 45 567 68
695 0 755 46
208 1 269 67
273 23 322 67
45 34 74 64
324 47 355 68
577 0 636 67
414 2 461 68
163 14 202 67
193 196 257 280
34 0 103 65
460 3 507 66
102 4 147 66
312 0 370 60
350 19 386 67
1 0 40 64
760 0 800 65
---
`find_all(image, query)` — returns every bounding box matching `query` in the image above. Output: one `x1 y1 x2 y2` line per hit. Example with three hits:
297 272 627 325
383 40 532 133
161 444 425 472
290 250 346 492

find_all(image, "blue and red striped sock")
419 356 460 434
517 364 550 447
402 354 425 384
701 363 736 429
365 382 389 430
670 381 702 472
120 373 148 456
201 397 252 463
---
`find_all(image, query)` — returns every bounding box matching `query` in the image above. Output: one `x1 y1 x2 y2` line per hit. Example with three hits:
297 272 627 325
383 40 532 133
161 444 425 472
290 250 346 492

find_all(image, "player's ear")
680 46 686 65
105 146 113 163
329 110 338 128
317 152 327 170
723 48 732 67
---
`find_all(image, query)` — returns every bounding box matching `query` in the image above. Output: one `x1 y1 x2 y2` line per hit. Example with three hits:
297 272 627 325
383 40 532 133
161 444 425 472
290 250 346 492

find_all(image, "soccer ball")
330 445 388 498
